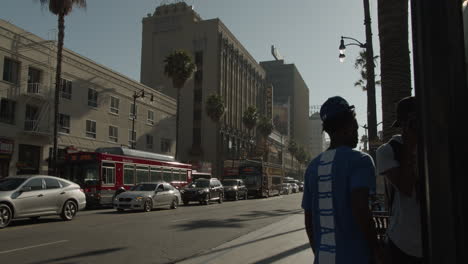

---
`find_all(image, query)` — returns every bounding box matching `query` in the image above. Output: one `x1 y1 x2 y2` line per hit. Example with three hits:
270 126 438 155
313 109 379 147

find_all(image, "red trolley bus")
61 147 192 207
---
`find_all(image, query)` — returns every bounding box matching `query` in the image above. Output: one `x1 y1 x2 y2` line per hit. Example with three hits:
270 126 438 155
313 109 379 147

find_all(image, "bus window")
136 166 149 183
163 169 172 182
150 167 161 182
124 165 135 185
102 163 115 185
174 169 181 181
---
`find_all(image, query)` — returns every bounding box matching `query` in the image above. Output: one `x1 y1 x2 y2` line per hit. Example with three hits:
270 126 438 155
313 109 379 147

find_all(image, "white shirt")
376 135 423 258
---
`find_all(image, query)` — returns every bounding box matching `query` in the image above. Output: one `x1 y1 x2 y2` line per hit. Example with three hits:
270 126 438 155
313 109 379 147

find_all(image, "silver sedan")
113 182 181 212
0 175 86 228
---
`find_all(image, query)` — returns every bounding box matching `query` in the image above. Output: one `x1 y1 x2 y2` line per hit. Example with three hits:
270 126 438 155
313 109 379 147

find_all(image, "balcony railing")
27 83 40 94
24 119 38 132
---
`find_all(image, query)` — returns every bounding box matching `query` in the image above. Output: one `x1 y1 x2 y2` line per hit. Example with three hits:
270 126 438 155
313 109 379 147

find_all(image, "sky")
1 0 384 144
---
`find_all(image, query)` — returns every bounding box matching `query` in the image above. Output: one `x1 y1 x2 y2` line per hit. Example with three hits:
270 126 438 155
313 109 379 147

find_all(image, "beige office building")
0 19 176 177
140 2 269 175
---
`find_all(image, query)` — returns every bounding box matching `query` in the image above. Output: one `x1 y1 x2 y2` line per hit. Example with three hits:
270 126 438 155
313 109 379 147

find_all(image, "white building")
0 19 176 177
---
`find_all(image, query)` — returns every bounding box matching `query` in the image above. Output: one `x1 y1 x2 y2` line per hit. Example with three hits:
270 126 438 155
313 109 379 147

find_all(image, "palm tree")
164 50 196 160
287 139 298 170
256 115 274 160
354 50 381 91
206 93 225 177
377 0 412 141
38 0 86 176
242 106 258 156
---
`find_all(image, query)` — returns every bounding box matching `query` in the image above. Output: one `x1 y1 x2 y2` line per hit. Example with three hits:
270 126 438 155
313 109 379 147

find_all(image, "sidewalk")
177 212 314 264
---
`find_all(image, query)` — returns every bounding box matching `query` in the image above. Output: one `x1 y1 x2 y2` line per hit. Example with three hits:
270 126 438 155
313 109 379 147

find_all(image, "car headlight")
233 186 238 190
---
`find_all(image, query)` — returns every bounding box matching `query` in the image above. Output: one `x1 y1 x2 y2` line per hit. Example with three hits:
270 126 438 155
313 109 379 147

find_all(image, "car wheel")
218 193 223 204
61 200 78 221
205 194 211 205
0 204 12 229
143 199 152 212
170 198 178 209
244 192 248 200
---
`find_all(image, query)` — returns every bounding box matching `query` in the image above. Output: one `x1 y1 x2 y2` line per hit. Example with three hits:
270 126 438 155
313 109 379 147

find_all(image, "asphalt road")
0 193 303 264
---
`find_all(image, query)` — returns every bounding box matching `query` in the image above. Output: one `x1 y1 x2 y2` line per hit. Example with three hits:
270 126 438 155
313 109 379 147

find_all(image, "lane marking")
0 240 69 254
171 218 193 223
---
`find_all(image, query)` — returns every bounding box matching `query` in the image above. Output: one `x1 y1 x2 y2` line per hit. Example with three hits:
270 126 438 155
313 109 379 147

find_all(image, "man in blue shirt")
302 96 383 264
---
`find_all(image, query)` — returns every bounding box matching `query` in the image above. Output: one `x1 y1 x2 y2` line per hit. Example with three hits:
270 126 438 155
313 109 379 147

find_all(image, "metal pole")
363 0 377 159
131 93 137 149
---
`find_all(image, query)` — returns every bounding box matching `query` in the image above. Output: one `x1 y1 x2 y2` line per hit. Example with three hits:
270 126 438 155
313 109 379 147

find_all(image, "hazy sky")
1 0 384 142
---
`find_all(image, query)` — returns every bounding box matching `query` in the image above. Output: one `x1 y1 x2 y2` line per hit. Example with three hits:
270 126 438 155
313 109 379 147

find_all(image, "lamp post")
339 0 377 158
131 89 154 149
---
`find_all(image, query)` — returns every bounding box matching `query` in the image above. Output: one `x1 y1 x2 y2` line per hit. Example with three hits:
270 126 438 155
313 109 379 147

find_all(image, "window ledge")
109 111 119 116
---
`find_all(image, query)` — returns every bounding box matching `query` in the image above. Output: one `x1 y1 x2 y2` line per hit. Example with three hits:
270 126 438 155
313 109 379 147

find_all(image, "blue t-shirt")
302 147 376 264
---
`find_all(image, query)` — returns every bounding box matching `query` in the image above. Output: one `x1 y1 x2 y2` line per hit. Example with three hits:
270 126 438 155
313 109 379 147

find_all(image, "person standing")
376 96 423 263
302 96 383 264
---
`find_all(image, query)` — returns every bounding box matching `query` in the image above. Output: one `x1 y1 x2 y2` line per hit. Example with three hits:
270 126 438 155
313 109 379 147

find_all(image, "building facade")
140 2 269 175
260 59 310 149
308 112 326 159
0 19 176 177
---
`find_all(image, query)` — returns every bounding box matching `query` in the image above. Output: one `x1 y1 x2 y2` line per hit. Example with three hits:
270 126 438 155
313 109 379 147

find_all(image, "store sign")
0 139 14 155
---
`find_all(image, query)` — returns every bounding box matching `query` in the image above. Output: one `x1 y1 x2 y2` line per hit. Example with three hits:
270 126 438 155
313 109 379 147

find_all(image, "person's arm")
304 210 315 254
351 187 381 257
378 144 417 197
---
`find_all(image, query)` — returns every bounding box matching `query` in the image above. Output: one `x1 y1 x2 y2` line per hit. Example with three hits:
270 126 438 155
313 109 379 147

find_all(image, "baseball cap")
392 96 416 127
320 96 355 122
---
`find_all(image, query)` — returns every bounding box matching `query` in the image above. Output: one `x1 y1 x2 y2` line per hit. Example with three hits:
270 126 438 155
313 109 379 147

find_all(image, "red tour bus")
61 147 192 207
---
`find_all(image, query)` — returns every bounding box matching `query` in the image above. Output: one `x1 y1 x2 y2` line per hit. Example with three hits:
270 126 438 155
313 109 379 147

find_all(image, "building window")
147 110 154 125
110 96 119 114
27 67 41 94
161 138 172 153
24 104 39 131
60 79 72 100
0 98 16 124
86 120 96 139
146 135 153 149
129 130 136 147
130 103 137 119
59 114 70 134
2 58 20 84
109 126 118 143
88 88 98 107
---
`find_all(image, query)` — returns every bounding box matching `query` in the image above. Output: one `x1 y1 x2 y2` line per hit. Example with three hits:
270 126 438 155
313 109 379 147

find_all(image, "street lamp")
131 89 154 149
338 0 377 159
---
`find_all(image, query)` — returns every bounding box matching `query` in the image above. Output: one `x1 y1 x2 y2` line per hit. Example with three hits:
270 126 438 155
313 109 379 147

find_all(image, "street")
0 193 303 264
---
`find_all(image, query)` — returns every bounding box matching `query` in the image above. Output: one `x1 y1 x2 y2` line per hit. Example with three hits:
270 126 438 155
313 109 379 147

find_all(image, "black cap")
392 96 416 128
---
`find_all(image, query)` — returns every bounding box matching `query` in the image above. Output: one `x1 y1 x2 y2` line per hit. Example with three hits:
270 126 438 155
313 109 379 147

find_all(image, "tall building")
0 19 176 177
308 113 325 159
260 59 310 149
140 2 269 174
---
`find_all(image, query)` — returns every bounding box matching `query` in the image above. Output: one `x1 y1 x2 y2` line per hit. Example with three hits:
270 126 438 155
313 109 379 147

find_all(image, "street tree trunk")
377 0 412 141
52 13 65 176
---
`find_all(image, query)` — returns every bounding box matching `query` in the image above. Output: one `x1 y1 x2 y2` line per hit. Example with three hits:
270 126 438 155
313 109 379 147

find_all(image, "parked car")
113 182 180 212
281 183 292 195
291 183 300 193
180 178 224 205
0 175 86 229
222 179 248 201
298 182 304 192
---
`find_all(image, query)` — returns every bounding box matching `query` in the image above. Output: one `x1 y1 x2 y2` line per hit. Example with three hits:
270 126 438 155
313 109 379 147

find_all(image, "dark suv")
222 179 248 201
180 178 224 205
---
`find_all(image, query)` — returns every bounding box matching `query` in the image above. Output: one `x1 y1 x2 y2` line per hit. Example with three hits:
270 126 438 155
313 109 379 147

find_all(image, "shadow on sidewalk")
253 243 311 264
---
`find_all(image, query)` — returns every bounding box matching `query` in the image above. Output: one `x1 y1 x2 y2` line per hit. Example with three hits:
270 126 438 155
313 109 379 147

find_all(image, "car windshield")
0 178 27 191
222 180 238 186
188 181 210 188
130 184 157 191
